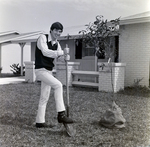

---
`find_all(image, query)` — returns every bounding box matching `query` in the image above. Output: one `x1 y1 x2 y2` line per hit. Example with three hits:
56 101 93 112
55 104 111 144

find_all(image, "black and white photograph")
0 0 150 146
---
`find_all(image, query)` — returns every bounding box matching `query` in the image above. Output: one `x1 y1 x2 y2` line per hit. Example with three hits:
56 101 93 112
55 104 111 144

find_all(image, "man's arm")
37 34 64 58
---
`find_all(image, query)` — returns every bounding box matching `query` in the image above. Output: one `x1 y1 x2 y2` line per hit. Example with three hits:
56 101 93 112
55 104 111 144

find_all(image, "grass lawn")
0 83 150 147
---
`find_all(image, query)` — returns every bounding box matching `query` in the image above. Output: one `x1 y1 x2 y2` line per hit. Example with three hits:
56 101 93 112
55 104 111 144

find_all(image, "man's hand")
57 50 64 57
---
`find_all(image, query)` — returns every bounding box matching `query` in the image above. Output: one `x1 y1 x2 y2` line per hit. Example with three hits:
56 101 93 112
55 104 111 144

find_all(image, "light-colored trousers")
35 68 66 123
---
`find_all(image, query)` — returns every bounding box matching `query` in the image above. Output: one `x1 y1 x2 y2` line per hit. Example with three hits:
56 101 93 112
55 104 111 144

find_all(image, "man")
35 22 73 128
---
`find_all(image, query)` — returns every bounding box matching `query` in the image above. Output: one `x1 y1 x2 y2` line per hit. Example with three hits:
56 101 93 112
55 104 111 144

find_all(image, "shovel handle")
66 105 69 117
64 44 70 117
66 60 70 116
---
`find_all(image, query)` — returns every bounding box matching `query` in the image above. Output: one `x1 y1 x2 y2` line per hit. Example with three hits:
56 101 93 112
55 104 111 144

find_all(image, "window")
114 36 119 62
75 39 82 59
75 36 119 61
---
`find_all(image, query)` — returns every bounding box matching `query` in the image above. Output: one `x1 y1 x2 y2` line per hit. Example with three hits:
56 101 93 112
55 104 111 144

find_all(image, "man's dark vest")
35 34 58 71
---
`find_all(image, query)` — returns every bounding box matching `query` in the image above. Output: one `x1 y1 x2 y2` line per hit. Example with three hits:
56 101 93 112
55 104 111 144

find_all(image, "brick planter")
24 61 35 83
56 62 80 86
98 62 126 93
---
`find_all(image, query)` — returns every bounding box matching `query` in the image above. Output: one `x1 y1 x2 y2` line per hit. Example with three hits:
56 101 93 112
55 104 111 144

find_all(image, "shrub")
10 63 25 76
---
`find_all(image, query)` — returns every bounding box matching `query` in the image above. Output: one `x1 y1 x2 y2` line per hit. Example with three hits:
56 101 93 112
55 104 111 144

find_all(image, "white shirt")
37 34 63 58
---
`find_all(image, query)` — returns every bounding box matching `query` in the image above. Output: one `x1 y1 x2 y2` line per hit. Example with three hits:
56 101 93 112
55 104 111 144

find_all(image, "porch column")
19 43 26 76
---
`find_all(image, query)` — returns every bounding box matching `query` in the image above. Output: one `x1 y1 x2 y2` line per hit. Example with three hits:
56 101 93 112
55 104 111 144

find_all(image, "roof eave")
0 31 20 36
11 38 38 44
8 31 43 44
120 16 150 25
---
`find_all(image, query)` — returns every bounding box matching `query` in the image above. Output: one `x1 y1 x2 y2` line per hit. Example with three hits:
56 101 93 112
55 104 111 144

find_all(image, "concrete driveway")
0 76 25 85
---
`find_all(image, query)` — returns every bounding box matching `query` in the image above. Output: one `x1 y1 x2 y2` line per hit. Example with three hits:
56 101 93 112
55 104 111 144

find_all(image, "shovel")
63 44 76 137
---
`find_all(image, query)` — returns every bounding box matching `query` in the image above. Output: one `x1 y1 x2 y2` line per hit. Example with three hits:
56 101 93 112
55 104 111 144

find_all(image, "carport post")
19 43 26 76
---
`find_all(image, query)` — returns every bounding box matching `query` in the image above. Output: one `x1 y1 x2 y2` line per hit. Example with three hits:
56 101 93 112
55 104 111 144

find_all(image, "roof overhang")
1 31 44 44
0 31 20 36
120 16 150 25
0 31 20 44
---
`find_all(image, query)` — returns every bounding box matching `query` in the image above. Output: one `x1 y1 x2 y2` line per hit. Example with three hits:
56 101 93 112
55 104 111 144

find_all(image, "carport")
0 31 43 75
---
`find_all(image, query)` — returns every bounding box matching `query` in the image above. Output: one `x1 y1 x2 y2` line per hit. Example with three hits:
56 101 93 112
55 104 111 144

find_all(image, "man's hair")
50 22 63 32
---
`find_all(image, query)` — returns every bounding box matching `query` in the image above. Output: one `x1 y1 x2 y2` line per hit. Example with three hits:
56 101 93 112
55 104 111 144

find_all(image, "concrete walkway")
0 76 25 85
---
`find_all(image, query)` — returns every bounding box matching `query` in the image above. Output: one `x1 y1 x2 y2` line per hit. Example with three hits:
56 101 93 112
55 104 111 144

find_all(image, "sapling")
79 15 120 71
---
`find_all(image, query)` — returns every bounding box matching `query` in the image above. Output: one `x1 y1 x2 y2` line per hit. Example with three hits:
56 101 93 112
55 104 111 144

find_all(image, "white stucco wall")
119 22 150 86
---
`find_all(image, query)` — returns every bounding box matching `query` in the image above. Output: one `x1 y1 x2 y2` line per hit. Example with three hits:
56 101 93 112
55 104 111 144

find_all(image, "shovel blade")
63 123 76 137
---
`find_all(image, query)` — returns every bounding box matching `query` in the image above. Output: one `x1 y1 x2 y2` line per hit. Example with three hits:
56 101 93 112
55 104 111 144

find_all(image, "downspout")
19 43 26 76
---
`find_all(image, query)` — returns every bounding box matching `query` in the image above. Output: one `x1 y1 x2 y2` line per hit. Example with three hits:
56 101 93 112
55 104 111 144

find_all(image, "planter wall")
98 62 126 93
24 61 125 93
56 62 80 86
24 61 36 83
24 61 57 83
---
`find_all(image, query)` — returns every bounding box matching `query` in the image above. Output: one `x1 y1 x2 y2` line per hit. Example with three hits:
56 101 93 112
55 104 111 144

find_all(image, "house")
119 11 150 87
1 11 150 88
0 25 118 74
25 25 118 83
